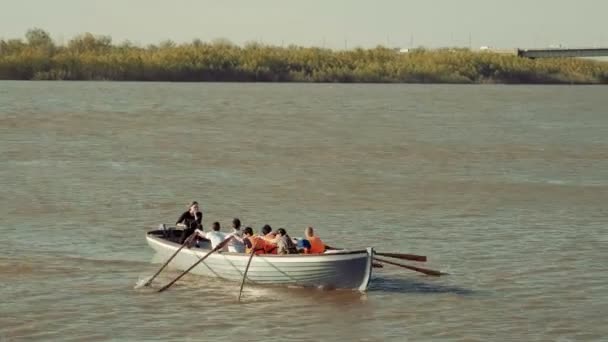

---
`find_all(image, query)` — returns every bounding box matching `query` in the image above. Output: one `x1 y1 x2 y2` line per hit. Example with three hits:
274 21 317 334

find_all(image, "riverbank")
1 29 607 84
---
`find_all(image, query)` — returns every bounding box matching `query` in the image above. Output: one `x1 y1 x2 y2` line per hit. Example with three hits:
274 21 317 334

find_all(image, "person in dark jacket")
175 201 203 243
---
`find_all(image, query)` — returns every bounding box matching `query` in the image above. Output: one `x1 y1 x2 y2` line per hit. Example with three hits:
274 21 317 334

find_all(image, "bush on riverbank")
1 29 607 84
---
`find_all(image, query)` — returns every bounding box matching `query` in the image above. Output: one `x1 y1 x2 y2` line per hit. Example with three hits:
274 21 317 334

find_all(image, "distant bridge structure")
517 48 608 59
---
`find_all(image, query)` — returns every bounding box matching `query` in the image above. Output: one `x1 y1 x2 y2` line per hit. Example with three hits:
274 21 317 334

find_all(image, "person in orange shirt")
242 227 267 255
260 224 278 254
304 226 326 254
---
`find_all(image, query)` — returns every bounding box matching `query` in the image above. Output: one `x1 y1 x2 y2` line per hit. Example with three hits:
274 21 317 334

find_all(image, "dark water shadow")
369 275 475 296
132 272 478 306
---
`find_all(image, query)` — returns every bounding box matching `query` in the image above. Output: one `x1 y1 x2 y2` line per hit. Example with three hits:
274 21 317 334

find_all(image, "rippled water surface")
1 81 607 341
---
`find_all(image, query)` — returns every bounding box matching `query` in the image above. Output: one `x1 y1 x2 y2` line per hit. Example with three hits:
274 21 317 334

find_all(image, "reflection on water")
370 276 475 296
1 82 607 341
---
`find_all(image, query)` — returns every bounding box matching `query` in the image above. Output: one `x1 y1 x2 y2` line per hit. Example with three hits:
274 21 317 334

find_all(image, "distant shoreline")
1 29 607 84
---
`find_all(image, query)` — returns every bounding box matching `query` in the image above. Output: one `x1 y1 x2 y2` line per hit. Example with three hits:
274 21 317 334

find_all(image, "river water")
1 81 607 341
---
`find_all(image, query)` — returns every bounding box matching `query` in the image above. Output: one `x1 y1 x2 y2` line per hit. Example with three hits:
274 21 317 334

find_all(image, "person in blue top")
296 238 311 253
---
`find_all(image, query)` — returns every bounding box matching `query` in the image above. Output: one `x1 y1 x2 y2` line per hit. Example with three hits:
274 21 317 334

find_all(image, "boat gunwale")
146 232 370 258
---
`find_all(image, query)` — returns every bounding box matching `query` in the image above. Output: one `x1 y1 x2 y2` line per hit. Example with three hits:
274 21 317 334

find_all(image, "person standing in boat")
225 218 245 253
175 201 203 243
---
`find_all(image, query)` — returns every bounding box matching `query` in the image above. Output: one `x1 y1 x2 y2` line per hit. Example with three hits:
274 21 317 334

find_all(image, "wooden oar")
143 232 196 287
374 257 446 277
325 245 427 262
375 252 427 262
157 236 233 293
237 247 257 302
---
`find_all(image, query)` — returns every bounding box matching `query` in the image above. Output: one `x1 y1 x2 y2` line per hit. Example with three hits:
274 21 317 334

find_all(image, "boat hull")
146 233 374 291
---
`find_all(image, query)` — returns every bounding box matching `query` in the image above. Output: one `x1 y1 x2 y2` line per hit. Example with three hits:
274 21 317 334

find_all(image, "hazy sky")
1 0 606 49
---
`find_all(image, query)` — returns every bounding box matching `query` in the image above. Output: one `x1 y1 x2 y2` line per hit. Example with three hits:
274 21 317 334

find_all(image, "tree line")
1 28 607 84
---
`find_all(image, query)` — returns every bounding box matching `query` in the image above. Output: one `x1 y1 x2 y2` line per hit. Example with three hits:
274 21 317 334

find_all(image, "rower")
194 221 227 250
225 218 245 253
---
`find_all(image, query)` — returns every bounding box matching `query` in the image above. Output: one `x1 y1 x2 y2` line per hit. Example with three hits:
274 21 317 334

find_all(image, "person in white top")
195 221 227 251
225 218 246 253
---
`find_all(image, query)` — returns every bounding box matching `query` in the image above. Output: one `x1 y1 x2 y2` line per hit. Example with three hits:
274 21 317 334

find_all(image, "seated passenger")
261 224 276 241
276 228 298 255
260 224 278 254
304 226 326 254
295 238 311 254
242 227 267 255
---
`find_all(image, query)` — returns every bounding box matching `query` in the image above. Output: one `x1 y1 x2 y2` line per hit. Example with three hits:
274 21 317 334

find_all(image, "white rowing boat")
146 228 374 292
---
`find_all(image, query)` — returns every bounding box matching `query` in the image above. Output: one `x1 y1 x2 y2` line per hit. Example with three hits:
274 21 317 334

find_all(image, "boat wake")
133 276 153 290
